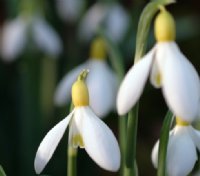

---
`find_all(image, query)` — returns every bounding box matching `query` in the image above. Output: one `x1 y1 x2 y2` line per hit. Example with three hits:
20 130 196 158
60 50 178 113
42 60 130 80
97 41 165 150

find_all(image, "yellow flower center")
72 70 89 107
176 117 190 126
89 37 106 60
154 7 176 42
72 134 84 148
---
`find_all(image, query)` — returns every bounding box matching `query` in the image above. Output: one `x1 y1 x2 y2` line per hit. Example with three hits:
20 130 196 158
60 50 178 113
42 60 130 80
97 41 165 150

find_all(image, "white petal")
87 60 118 117
151 129 175 168
1 17 27 61
157 42 200 121
34 111 74 174
32 17 62 56
166 126 197 176
117 48 155 115
75 107 120 171
151 140 159 168
78 2 109 42
189 127 200 151
54 63 87 106
105 3 130 43
56 0 85 22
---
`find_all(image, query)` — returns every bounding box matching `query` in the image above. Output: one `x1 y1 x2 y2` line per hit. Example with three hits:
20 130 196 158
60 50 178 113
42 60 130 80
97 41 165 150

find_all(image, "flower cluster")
117 8 200 176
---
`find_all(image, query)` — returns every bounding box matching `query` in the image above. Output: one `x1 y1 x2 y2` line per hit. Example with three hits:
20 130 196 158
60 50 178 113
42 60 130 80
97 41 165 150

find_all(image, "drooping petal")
54 63 87 106
104 3 130 43
78 2 108 42
1 16 27 61
151 140 159 168
75 107 120 171
34 111 74 174
56 0 85 22
189 126 200 151
157 42 200 121
117 48 155 115
32 16 62 56
166 126 197 176
151 129 175 168
87 60 118 117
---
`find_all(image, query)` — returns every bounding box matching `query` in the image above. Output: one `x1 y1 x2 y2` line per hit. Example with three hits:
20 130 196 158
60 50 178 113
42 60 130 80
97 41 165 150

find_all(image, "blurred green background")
0 0 199 175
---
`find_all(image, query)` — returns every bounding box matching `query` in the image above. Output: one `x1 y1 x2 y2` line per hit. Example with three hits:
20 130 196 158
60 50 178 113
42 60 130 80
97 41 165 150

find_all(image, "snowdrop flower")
34 70 120 174
54 37 118 117
152 117 200 176
1 14 62 62
56 0 85 23
117 8 200 121
78 2 130 43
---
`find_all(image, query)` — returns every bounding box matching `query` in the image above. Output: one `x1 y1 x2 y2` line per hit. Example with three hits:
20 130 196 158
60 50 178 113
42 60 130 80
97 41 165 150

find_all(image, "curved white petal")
166 126 197 176
157 42 200 121
54 63 87 106
117 48 155 115
75 107 120 171
151 140 159 168
1 17 27 61
87 60 118 117
105 3 130 43
151 129 175 168
32 17 62 56
189 127 200 151
56 0 85 22
34 111 74 174
78 2 109 42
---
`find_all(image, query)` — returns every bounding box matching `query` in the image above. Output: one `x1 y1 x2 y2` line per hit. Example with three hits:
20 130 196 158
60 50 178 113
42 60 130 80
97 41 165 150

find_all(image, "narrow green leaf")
125 103 139 169
0 165 6 176
157 111 174 176
134 0 175 63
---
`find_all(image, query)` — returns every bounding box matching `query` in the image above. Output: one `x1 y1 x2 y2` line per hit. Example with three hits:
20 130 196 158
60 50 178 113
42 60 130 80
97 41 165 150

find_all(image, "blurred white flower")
34 70 120 174
117 10 200 121
152 118 200 176
78 2 130 43
56 0 85 22
54 38 118 118
1 15 62 61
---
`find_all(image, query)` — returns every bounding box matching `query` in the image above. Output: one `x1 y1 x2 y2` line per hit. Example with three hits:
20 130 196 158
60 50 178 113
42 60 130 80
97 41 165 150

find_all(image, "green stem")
67 146 77 176
40 57 57 126
125 103 139 176
157 111 174 176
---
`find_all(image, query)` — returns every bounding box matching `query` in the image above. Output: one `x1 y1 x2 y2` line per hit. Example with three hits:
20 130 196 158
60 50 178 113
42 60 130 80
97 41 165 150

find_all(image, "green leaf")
157 111 174 176
134 0 175 62
0 165 6 176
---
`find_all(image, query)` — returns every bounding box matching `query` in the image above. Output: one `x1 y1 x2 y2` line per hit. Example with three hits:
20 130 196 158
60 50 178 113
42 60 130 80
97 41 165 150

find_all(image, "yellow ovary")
154 8 176 42
90 37 106 60
72 80 89 107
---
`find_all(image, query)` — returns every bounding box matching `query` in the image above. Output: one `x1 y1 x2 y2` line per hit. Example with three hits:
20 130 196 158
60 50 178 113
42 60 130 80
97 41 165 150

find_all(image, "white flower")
54 37 118 118
117 10 200 121
1 15 62 61
151 123 200 176
78 2 130 43
55 59 118 117
34 71 120 174
56 0 85 22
